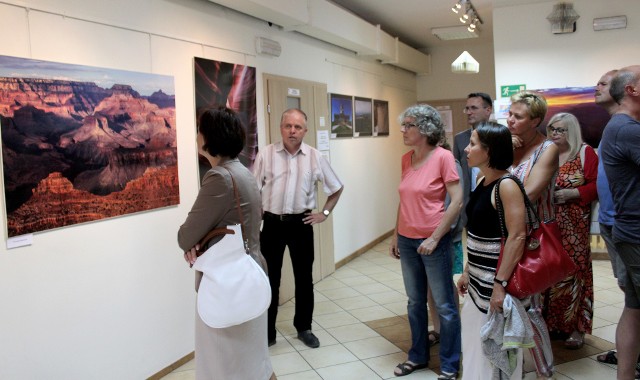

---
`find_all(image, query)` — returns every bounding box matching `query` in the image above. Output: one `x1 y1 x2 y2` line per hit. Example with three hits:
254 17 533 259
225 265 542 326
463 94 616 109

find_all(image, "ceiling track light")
452 0 483 28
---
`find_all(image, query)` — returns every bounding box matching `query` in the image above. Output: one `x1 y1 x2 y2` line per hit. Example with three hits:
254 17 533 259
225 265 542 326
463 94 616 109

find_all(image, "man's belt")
263 211 309 222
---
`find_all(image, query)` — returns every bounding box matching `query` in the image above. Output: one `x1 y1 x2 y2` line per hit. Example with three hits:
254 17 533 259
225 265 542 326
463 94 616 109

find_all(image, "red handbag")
494 175 578 299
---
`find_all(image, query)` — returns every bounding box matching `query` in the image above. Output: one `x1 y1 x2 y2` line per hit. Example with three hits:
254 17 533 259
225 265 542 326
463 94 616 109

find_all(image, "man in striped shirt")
253 108 344 349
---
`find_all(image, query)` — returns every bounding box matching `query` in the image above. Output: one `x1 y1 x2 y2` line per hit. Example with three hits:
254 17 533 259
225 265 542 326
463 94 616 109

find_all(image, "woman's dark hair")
475 121 513 170
197 106 246 158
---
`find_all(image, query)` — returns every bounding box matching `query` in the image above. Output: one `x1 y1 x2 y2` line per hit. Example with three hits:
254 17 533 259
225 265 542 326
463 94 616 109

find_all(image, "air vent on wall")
431 25 479 41
256 37 282 57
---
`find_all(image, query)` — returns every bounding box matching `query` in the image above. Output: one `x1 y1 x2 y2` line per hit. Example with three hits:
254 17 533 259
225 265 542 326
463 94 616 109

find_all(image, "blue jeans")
398 233 461 374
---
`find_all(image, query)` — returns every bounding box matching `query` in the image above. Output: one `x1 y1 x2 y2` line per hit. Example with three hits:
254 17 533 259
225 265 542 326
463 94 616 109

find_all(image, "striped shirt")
253 141 343 214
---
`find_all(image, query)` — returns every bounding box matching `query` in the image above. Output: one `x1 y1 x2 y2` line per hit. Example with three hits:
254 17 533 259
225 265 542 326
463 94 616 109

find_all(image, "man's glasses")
401 122 419 129
463 105 486 113
548 126 567 135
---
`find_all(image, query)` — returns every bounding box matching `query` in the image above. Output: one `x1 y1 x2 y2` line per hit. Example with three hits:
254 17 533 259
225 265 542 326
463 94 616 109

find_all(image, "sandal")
564 332 584 350
429 330 440 346
597 350 618 365
394 361 428 377
437 371 458 380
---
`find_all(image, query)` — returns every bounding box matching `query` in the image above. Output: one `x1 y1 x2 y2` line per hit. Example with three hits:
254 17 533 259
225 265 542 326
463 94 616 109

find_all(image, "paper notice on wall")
317 130 330 151
7 234 33 249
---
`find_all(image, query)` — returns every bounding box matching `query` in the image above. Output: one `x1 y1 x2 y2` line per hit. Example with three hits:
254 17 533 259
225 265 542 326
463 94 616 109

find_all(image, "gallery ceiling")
328 0 553 51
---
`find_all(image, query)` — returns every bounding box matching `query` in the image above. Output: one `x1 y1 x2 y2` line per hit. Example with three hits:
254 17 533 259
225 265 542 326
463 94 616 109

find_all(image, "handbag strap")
494 174 540 240
196 165 249 255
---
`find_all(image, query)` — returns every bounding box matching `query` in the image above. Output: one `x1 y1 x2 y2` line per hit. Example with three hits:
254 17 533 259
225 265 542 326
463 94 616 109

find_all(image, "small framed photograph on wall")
373 99 389 136
354 97 373 137
330 93 354 138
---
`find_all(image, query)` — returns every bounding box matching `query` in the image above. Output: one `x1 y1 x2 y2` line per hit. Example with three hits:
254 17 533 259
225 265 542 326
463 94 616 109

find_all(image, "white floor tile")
270 351 312 376
331 267 363 279
594 304 624 323
277 370 323 380
318 286 362 300
338 275 378 287
384 300 409 315
596 288 626 305
591 323 618 343
352 282 394 295
367 290 407 304
313 300 344 316
326 323 380 343
555 357 618 379
348 305 397 322
314 277 346 291
357 265 392 275
313 311 360 329
316 361 383 379
298 344 359 368
343 336 401 359
333 295 378 310
592 316 615 329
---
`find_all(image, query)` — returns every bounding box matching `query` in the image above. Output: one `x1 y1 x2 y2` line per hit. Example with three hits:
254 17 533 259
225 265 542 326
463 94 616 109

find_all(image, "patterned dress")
544 149 595 335
510 139 556 377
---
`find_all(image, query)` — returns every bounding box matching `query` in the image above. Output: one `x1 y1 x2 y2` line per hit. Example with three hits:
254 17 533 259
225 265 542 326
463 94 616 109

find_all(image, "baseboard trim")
335 229 394 269
147 352 194 380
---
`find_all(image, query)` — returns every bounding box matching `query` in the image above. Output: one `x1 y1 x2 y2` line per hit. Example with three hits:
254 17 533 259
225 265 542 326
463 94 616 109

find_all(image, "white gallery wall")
417 42 496 102
493 0 640 101
0 0 415 378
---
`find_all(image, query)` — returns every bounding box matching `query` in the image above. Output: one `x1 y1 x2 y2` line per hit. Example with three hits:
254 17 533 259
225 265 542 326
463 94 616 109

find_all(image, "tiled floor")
164 237 624 379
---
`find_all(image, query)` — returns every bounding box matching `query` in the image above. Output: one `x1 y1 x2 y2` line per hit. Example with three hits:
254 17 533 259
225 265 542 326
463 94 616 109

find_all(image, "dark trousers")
261 212 315 341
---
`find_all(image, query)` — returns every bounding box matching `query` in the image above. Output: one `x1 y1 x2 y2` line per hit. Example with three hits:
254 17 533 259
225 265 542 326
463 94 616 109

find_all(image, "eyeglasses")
548 126 567 135
463 105 486 113
401 122 419 129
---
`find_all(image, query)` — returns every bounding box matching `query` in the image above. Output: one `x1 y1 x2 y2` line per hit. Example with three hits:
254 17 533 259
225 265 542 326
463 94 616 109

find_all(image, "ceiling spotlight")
451 0 464 14
459 10 472 24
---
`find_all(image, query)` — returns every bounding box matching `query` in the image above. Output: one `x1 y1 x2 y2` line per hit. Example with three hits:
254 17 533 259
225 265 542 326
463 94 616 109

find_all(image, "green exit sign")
500 84 526 98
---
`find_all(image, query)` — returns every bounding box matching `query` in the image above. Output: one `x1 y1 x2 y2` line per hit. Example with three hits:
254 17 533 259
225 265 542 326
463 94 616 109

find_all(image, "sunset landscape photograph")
0 55 178 237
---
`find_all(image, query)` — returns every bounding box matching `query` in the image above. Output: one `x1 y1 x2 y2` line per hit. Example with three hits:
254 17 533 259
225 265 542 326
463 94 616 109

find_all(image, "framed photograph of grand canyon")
194 57 257 181
0 55 178 238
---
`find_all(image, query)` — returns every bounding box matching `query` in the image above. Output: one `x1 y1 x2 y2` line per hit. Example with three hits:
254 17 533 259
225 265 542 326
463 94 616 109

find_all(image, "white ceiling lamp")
432 25 479 40
593 15 627 31
451 51 479 74
546 2 580 34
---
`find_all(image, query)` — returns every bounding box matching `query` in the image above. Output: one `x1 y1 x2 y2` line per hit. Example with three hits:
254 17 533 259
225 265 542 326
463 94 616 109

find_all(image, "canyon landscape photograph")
0 55 178 237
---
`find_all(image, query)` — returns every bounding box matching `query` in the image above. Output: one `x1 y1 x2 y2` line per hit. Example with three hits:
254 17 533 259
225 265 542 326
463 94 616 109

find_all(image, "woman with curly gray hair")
390 104 463 379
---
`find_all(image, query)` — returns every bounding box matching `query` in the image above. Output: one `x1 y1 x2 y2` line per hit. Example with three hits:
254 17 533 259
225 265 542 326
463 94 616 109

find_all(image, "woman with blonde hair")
544 112 598 349
507 91 559 379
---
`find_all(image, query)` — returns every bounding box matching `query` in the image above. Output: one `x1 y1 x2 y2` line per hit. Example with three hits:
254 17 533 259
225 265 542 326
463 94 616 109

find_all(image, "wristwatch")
322 209 330 217
494 277 508 287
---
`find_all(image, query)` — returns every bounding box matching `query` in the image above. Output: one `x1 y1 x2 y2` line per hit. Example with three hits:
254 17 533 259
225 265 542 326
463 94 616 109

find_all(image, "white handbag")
192 170 271 328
